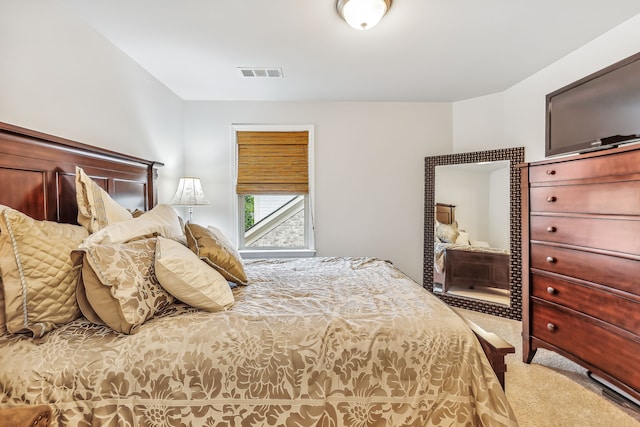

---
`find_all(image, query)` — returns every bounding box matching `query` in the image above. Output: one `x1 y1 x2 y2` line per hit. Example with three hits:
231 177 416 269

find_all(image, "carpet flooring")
459 309 640 426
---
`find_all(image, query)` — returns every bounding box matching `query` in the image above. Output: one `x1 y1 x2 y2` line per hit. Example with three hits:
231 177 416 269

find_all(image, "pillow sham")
0 205 88 337
155 237 234 312
0 279 5 333
80 203 184 248
74 238 174 334
185 223 248 285
455 231 470 245
435 220 460 244
75 166 133 233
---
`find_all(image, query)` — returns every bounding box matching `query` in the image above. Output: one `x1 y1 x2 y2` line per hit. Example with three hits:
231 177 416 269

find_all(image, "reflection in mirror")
424 148 524 320
434 161 510 305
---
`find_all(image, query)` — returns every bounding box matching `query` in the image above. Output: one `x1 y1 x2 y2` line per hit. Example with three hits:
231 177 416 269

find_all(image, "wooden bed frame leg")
454 310 515 390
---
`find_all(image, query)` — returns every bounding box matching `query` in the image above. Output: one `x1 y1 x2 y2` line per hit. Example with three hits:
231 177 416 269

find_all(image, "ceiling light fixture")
337 0 391 31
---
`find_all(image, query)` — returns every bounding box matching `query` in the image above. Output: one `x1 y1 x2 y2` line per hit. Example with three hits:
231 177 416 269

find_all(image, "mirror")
424 147 524 320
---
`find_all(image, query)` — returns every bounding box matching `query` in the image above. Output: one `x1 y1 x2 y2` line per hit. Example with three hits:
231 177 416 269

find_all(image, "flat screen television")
546 51 640 157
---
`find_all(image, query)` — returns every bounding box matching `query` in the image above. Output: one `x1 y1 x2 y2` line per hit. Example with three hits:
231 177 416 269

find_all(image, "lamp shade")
337 0 391 31
169 177 209 206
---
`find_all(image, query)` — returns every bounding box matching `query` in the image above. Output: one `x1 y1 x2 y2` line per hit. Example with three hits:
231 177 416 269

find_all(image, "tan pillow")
435 220 460 244
80 204 184 248
155 237 234 312
0 205 88 337
75 166 133 233
0 278 6 333
74 238 174 334
455 231 471 245
185 223 248 285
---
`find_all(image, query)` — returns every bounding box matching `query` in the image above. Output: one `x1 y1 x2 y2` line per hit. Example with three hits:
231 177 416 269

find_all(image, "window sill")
239 249 317 259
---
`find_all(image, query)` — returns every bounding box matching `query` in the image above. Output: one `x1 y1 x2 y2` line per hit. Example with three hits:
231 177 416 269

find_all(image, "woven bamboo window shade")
236 131 309 194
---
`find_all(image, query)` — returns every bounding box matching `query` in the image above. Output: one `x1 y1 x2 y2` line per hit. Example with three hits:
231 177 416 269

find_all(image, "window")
234 126 315 257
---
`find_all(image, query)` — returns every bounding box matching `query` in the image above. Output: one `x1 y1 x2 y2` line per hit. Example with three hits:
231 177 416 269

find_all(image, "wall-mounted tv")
546 51 640 157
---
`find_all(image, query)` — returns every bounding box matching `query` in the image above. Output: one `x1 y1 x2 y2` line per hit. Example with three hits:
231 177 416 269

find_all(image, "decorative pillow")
185 224 248 285
455 231 470 245
471 240 491 248
0 205 88 337
74 238 174 334
155 237 234 311
73 260 104 327
75 166 133 233
0 278 5 333
435 220 460 244
80 204 184 248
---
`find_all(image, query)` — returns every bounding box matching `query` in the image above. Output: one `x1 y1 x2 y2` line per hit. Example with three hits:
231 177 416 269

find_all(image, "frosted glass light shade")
337 0 391 31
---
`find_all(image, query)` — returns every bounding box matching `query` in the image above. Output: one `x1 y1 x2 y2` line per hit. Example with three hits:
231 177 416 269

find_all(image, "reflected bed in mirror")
424 147 524 320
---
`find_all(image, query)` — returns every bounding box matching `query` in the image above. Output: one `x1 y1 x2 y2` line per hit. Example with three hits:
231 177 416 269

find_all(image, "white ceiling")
63 0 640 102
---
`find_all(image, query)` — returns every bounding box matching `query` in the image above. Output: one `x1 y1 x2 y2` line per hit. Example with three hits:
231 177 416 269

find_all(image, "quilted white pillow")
0 205 88 337
155 237 234 312
75 166 133 233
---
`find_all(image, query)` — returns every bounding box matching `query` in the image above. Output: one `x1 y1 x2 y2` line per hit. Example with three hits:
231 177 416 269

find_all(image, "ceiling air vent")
237 67 283 78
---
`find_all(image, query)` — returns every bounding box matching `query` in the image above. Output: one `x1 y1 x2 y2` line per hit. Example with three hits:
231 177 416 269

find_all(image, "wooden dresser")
520 144 640 403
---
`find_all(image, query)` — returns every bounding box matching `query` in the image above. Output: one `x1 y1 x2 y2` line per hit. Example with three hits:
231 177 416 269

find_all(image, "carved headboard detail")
0 122 163 223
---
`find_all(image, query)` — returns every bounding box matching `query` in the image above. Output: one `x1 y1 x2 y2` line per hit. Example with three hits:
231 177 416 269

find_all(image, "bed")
0 122 517 426
434 204 510 294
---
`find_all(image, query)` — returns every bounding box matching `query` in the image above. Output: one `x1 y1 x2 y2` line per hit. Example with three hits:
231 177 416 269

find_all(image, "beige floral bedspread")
0 257 517 426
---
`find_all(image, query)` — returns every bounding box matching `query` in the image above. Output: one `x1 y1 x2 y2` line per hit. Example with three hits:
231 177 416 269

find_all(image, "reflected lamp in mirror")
169 177 209 223
337 0 391 31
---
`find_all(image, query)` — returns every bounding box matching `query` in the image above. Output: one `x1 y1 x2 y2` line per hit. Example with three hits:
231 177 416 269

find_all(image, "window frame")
232 124 315 258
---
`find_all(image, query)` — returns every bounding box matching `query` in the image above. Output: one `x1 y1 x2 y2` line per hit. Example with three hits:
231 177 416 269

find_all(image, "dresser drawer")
531 244 640 296
531 274 640 335
529 149 640 183
530 215 640 255
531 301 640 393
530 181 640 215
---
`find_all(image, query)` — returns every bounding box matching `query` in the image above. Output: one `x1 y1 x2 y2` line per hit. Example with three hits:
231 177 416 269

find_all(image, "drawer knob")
546 169 556 175
546 286 556 295
547 323 556 331
546 226 557 233
546 196 557 202
546 256 557 263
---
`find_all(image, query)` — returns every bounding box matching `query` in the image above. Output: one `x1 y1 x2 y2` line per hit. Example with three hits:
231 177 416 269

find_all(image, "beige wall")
183 101 453 282
452 13 640 162
0 0 184 201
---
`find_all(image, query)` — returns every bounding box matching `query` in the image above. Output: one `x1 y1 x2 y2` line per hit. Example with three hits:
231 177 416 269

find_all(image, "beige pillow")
185 223 248 285
80 204 184 248
455 231 470 245
0 205 88 337
74 238 174 334
435 220 460 244
155 237 234 311
0 278 5 333
75 166 133 233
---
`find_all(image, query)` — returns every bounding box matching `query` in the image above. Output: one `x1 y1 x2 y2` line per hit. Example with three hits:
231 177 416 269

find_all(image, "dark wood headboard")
0 122 163 223
435 203 455 225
